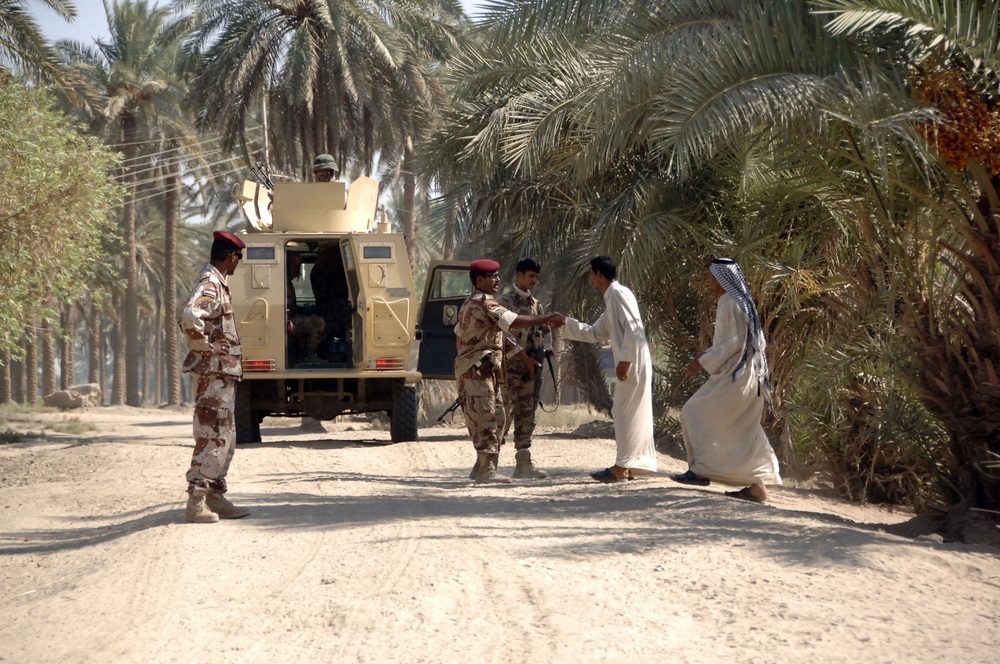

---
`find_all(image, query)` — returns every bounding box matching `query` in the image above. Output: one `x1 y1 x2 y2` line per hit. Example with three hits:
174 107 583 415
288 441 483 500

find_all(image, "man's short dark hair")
589 256 617 280
516 258 541 275
211 239 241 262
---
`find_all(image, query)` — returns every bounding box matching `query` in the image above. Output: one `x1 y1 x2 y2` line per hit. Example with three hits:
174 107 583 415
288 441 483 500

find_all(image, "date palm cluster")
914 70 1000 176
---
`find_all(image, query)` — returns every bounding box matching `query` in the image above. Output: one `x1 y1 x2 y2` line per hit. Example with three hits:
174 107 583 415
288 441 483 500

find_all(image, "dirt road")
1 406 998 663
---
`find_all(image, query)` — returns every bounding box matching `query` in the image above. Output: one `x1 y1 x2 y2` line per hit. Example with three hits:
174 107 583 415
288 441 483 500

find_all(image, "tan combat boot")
185 493 220 524
474 451 511 484
468 454 482 480
205 493 252 519
512 449 548 479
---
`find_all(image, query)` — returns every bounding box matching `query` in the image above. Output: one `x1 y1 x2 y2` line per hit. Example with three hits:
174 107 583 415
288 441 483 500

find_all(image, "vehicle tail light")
371 357 404 370
243 359 276 372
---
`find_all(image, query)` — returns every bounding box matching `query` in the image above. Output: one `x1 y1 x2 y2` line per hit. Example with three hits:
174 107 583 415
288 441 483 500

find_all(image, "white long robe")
563 281 658 473
681 293 781 486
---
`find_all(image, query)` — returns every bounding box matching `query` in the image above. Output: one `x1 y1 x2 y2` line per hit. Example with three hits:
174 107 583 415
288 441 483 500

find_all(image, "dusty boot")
474 451 511 484
185 493 219 524
205 493 252 519
468 454 482 480
512 449 548 479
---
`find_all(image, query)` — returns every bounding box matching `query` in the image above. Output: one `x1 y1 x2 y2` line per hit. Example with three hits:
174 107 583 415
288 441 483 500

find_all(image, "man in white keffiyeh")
670 258 781 503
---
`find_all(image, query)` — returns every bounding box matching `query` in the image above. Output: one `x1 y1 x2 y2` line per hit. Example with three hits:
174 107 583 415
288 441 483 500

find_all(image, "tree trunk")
363 106 374 176
402 144 417 271
299 114 310 181
313 75 324 157
10 352 24 403
164 159 181 405
100 317 107 405
87 297 101 384
111 296 126 406
151 306 160 404
443 202 456 261
24 323 38 405
121 112 141 406
142 314 152 406
61 303 78 389
0 349 11 404
41 320 56 398
569 341 614 415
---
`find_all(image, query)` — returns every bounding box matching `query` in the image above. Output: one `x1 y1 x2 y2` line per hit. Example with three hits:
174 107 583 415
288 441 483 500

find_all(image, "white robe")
563 281 658 473
681 293 781 486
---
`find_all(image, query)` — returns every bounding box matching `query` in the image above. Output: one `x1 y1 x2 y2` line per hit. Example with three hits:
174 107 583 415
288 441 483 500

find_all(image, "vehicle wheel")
235 381 261 445
390 381 418 443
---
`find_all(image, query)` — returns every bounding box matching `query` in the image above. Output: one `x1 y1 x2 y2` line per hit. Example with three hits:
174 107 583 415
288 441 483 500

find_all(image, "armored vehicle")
230 175 420 443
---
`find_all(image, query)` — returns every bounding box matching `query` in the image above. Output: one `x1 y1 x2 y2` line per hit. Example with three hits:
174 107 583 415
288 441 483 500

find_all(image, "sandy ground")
1 405 998 664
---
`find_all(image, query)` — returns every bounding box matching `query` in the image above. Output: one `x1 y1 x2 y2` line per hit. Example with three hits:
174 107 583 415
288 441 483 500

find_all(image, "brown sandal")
725 487 765 503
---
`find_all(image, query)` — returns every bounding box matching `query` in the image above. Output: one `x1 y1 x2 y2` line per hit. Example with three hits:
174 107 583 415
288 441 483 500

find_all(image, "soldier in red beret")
177 230 252 523
213 230 247 249
455 258 565 483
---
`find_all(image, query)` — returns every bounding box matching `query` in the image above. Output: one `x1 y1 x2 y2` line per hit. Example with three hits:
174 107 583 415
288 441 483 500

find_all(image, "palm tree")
57 0 187 405
813 0 1000 517
178 0 464 258
424 0 999 516
0 0 74 80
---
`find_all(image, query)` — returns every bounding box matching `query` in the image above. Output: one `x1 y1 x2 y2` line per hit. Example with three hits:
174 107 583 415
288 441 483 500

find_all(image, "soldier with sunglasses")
455 259 564 483
178 231 253 523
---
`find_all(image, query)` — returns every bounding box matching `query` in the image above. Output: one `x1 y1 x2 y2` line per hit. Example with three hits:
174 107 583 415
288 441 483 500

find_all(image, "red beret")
213 230 246 249
470 258 500 273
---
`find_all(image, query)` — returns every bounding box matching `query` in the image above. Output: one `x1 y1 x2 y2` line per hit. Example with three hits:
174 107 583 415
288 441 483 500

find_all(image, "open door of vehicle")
417 261 471 380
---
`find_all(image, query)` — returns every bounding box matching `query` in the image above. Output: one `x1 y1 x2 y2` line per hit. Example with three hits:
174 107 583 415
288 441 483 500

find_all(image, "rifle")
437 398 461 423
532 349 559 413
249 161 275 191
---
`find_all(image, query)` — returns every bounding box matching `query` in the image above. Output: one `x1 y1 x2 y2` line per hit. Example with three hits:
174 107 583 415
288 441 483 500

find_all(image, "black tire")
390 381 418 443
235 381 262 445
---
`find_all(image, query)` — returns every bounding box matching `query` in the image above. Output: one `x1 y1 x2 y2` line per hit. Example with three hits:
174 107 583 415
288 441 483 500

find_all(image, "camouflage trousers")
458 368 507 454
186 372 237 495
502 358 538 450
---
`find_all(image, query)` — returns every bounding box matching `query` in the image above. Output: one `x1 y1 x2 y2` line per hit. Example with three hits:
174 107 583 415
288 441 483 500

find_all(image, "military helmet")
312 153 339 173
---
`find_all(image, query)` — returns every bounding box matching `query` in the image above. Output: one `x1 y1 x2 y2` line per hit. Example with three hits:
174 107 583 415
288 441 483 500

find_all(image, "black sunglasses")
234 252 243 260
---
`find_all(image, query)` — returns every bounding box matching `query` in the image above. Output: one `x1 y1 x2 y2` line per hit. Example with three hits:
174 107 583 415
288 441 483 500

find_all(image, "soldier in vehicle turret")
312 153 339 182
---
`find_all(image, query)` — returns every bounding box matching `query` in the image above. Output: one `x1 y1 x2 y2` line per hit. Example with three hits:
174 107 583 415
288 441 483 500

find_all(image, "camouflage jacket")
454 290 522 380
179 264 243 377
497 287 551 355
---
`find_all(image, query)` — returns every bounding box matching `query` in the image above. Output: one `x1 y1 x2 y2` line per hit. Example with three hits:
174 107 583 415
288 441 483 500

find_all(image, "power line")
123 147 230 181
102 126 263 151
129 162 257 206
117 127 265 165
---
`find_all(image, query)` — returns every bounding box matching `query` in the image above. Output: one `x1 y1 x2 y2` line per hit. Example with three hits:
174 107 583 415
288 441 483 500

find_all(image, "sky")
29 0 486 44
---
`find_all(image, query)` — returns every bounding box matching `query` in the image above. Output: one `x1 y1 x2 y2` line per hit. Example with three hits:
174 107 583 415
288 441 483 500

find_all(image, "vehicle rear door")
417 261 470 379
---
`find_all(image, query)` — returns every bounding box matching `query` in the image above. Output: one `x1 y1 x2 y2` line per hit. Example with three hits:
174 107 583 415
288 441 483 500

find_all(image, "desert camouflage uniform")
497 288 551 450
454 290 522 454
179 264 243 496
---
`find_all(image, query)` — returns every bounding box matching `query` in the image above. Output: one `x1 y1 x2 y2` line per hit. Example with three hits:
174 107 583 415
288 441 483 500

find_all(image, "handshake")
545 312 566 329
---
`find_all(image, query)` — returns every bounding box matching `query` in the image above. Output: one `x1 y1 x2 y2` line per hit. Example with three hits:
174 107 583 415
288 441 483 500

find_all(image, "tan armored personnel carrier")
230 175 420 443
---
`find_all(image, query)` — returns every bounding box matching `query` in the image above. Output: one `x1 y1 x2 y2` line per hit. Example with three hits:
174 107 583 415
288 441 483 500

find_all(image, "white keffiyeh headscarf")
710 258 771 402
